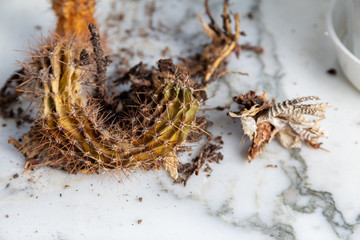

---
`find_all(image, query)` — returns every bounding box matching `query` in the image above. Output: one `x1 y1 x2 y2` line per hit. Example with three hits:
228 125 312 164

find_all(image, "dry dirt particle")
266 164 278 168
175 136 224 186
327 68 337 76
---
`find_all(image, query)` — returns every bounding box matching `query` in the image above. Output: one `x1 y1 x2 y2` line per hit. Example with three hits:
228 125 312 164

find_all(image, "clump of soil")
0 69 31 124
327 68 337 76
175 135 224 186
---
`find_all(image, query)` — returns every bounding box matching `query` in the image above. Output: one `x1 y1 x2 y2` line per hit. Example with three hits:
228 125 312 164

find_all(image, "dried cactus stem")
52 0 97 40
88 23 112 97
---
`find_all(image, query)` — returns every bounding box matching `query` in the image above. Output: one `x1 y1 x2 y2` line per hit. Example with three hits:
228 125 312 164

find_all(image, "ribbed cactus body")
12 38 199 175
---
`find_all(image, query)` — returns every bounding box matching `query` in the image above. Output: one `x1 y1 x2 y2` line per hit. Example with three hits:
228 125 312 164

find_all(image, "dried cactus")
0 0 98 119
9 24 199 179
1 0 199 179
229 91 332 161
199 0 240 82
182 0 241 87
52 0 97 40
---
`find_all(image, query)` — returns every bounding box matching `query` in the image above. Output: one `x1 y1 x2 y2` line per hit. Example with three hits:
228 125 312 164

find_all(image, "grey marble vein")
282 149 360 239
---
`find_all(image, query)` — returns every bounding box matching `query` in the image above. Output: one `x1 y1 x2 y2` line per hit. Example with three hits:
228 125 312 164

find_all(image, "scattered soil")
214 136 224 144
145 1 156 29
327 68 337 76
175 135 224 186
0 69 26 120
204 164 212 173
0 69 33 128
240 43 264 54
161 46 171 57
266 164 278 168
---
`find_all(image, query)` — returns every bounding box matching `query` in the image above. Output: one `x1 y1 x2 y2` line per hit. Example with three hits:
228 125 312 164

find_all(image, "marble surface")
1 0 360 239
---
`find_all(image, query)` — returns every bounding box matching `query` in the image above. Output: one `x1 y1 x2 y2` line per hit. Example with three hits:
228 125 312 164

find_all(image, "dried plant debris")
180 0 262 102
238 43 264 55
0 77 33 126
0 69 25 119
175 135 224 186
181 0 240 88
229 91 332 161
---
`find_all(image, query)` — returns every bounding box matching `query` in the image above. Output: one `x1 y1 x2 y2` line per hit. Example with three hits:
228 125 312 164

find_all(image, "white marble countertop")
1 0 360 239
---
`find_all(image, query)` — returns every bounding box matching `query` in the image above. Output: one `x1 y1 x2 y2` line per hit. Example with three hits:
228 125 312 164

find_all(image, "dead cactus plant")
9 27 199 179
5 0 201 179
229 91 332 161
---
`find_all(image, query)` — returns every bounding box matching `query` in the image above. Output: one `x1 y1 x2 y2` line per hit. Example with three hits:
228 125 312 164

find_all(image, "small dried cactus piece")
199 0 240 82
9 28 199 178
183 0 240 86
229 91 332 161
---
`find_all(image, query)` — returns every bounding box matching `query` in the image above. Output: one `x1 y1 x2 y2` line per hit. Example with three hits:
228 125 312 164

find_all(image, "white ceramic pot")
327 0 360 91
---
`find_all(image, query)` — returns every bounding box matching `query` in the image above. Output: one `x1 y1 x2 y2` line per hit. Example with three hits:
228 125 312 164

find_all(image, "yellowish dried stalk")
52 0 97 40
